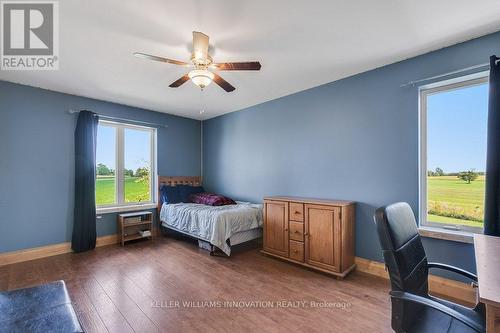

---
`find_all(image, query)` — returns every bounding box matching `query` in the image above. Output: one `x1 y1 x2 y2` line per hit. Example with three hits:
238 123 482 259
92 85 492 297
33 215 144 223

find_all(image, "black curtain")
484 55 500 236
71 110 99 252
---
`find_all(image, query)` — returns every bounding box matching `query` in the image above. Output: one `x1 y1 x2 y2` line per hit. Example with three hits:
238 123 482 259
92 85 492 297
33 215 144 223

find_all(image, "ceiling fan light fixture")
188 69 214 89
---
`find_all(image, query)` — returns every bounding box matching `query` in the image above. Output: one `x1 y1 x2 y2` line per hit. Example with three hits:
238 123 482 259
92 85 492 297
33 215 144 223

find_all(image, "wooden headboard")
157 176 202 212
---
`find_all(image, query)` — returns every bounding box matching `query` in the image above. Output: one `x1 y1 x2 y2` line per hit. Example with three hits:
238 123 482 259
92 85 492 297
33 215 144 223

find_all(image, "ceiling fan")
134 31 261 92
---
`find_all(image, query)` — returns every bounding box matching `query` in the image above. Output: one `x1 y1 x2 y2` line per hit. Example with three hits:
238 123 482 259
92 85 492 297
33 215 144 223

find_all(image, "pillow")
188 192 236 206
160 185 181 204
178 185 205 203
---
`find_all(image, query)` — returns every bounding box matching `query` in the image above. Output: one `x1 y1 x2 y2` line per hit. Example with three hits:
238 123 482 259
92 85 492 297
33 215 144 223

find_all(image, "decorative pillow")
178 185 205 203
160 185 181 204
188 192 237 206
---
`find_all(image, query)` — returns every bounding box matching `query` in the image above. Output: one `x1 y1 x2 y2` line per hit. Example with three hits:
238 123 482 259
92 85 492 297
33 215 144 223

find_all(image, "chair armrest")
427 262 477 281
390 291 485 333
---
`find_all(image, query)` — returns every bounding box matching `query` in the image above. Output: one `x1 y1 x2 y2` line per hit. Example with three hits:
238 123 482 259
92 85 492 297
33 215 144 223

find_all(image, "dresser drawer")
289 221 304 241
289 240 304 262
289 203 304 221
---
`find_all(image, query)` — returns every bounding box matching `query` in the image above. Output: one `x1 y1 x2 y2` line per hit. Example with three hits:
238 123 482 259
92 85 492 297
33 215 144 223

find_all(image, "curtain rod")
400 62 494 88
68 109 168 128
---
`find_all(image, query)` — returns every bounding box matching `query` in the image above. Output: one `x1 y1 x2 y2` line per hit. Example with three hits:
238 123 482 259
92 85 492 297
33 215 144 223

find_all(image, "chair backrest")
374 202 429 331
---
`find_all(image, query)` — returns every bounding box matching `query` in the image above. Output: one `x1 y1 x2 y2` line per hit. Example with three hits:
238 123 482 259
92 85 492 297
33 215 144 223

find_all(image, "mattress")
229 228 263 246
160 201 263 255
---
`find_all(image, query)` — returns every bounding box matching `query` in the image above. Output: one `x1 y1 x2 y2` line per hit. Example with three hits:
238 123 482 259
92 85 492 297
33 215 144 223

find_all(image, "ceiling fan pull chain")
199 88 205 115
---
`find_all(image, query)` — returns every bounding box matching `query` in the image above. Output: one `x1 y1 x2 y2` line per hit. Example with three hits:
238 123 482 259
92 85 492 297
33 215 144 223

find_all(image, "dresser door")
263 201 289 257
304 204 341 272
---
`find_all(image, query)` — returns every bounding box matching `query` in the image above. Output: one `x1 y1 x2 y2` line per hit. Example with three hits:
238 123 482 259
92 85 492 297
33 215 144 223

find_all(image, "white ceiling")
2 0 500 120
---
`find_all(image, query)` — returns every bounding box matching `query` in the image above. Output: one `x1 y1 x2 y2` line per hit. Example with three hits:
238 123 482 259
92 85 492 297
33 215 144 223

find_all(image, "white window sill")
96 203 157 215
418 226 476 244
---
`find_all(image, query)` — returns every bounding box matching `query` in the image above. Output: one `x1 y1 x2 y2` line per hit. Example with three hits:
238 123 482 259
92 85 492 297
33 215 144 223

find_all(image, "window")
419 73 488 233
96 120 156 210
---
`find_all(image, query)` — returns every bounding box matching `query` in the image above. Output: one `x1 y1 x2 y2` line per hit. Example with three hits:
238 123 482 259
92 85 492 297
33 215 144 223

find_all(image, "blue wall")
203 31 500 276
0 81 201 252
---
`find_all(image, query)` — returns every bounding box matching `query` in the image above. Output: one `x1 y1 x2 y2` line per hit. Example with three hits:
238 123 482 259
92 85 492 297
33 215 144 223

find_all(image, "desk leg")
487 304 500 333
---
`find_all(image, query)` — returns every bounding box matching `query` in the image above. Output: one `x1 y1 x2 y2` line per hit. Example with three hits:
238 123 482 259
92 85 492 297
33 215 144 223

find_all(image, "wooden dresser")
261 196 356 279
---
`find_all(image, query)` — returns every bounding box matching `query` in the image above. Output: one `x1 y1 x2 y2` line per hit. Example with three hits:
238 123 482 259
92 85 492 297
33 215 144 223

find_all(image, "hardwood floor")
0 237 392 333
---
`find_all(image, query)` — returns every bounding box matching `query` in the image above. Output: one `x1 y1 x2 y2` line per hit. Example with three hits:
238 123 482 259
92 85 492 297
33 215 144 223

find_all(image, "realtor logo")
1 1 58 70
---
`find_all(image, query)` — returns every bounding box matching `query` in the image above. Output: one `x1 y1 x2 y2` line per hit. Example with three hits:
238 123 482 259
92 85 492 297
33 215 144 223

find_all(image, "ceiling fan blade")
192 31 209 60
212 62 261 71
169 74 190 88
133 52 189 66
212 73 235 92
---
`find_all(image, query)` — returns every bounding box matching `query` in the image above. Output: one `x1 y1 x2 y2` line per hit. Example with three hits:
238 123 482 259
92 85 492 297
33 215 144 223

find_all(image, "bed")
157 176 263 256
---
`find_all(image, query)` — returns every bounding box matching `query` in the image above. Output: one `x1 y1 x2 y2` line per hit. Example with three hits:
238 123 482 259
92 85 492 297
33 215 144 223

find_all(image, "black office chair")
374 202 485 333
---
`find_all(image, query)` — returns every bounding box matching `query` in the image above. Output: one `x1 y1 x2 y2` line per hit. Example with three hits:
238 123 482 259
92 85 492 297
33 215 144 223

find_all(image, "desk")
474 234 500 333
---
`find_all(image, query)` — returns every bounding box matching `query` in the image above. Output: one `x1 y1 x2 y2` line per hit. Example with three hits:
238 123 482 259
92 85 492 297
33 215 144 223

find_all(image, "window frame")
418 72 488 235
96 120 157 213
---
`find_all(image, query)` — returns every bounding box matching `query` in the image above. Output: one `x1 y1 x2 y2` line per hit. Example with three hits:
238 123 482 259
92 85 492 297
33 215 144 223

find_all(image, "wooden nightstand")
117 211 153 246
